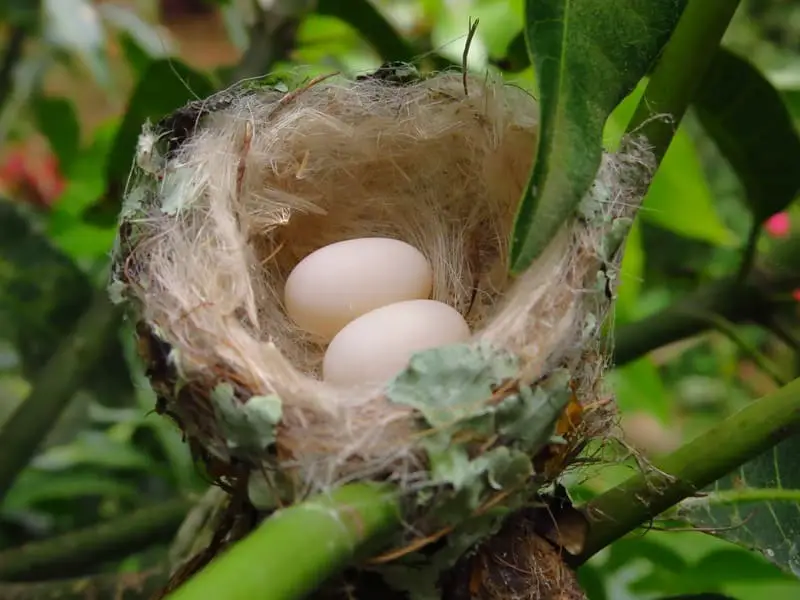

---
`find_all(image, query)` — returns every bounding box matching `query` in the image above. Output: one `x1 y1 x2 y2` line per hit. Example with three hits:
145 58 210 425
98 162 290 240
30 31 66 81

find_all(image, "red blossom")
0 143 65 208
764 211 791 238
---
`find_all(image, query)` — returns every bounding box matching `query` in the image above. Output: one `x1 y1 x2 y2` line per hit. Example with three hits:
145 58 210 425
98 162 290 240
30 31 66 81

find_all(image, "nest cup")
111 68 654 518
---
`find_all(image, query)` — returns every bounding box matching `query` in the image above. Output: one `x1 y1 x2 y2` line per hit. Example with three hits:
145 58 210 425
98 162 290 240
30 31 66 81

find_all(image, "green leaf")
0 200 91 378
509 0 687 272
118 32 155 77
106 59 215 184
631 548 790 595
31 96 80 171
31 431 157 473
640 126 736 246
49 123 116 219
0 199 130 410
694 48 800 223
610 357 671 423
678 435 800 578
2 471 138 511
616 218 644 323
605 536 688 573
783 90 800 122
498 31 529 73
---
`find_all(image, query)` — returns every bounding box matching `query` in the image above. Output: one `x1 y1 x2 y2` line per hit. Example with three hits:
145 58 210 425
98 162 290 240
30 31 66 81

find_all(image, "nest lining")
113 70 654 499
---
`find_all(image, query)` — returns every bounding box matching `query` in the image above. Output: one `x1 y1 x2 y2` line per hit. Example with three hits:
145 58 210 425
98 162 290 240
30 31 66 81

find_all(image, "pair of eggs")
284 238 471 385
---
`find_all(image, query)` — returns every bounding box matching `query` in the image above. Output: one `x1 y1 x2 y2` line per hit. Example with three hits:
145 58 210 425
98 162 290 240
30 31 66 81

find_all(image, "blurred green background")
0 1 799 598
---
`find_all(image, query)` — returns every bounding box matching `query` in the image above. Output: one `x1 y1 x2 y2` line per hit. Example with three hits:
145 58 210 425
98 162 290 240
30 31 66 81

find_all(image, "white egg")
322 299 471 386
284 237 433 340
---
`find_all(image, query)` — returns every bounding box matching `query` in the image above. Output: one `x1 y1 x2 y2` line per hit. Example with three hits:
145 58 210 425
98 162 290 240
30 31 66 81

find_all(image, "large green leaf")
694 48 800 223
641 126 736 246
0 201 91 378
2 471 139 511
106 59 215 184
678 435 800 578
610 356 671 423
31 96 80 171
510 0 687 272
0 200 128 396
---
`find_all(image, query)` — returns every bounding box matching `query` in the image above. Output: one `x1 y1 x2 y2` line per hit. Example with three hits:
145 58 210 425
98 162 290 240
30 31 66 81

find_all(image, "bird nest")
110 66 654 593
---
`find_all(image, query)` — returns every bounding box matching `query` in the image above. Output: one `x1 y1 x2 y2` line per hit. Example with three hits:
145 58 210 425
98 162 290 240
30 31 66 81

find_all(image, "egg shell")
284 237 433 340
322 299 471 386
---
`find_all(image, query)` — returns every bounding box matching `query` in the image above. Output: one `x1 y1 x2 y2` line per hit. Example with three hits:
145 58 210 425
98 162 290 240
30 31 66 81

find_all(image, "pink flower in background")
793 289 800 303
765 212 791 238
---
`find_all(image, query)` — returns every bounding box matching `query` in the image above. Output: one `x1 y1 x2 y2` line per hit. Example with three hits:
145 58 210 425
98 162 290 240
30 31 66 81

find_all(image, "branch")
626 0 742 161
612 273 799 366
167 483 400 600
0 568 167 600
695 311 788 386
0 498 191 581
0 290 122 498
573 376 800 564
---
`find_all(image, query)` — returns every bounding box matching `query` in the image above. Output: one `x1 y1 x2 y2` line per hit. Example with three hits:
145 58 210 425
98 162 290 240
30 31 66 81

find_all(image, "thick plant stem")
574 376 800 564
0 291 122 498
627 0 741 161
0 568 167 600
0 498 191 581
167 483 400 600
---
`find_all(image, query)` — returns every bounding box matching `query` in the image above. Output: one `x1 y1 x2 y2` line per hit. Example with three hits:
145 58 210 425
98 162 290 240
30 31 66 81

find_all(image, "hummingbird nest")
110 66 653 593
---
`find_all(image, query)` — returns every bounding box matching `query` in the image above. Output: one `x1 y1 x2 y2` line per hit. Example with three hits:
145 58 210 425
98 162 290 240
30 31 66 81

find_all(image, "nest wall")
112 70 654 499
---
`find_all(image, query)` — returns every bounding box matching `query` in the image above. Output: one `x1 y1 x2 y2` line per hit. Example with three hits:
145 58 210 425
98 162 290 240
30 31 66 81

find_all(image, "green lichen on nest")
364 343 573 599
210 383 283 455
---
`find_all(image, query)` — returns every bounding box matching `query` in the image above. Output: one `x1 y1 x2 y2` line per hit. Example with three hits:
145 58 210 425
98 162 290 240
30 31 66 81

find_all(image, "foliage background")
0 0 799 598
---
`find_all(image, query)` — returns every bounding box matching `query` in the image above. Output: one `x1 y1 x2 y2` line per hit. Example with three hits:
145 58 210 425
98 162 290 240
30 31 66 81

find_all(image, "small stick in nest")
236 120 254 199
462 18 480 96
268 71 340 119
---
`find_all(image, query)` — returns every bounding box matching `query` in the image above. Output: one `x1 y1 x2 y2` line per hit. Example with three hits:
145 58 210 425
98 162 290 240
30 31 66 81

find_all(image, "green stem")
0 568 166 600
573 376 800 564
694 311 788 386
0 498 191 581
681 488 800 508
613 277 775 366
0 291 122 498
166 483 400 600
763 315 800 352
627 0 741 161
